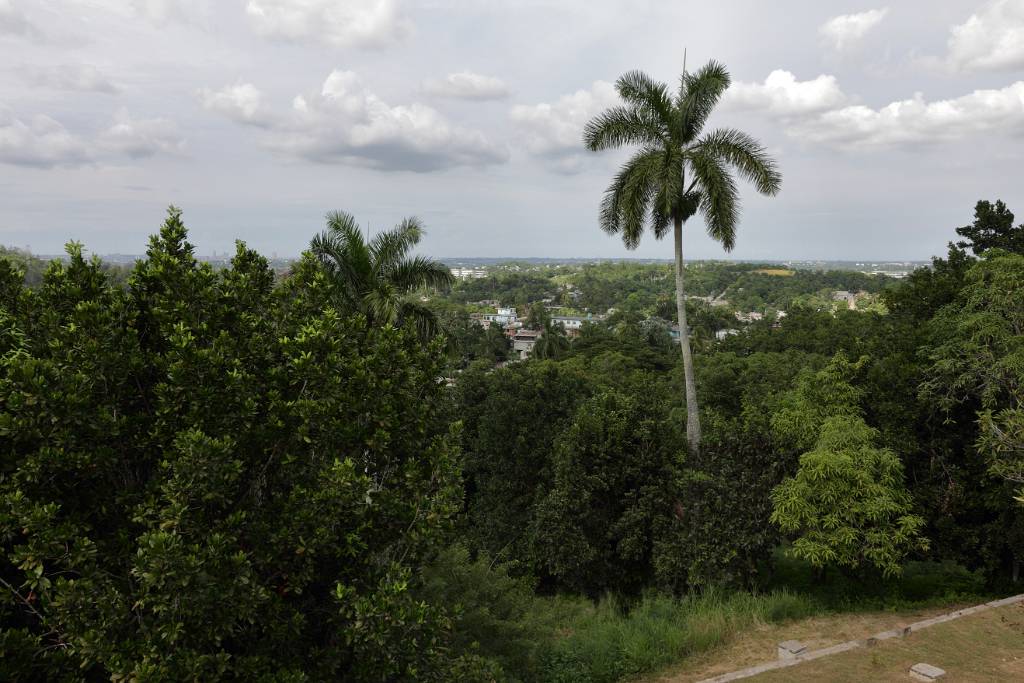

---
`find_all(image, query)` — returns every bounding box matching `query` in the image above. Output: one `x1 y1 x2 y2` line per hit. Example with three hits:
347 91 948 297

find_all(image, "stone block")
909 662 946 681
777 640 806 659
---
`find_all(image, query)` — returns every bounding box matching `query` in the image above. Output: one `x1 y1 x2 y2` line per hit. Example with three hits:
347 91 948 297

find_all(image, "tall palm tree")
310 210 455 340
583 61 781 456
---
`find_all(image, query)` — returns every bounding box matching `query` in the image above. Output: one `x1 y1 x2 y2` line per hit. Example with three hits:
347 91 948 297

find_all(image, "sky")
1 0 1023 260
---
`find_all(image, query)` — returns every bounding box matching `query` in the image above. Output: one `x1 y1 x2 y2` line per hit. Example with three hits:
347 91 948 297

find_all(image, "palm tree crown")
309 210 454 340
583 62 781 249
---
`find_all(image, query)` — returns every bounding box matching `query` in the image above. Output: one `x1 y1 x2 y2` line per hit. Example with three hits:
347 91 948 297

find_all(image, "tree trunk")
673 216 701 456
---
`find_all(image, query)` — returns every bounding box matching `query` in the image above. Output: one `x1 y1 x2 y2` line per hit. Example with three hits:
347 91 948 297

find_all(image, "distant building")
451 267 486 279
716 328 740 340
512 329 543 359
831 291 857 310
735 311 764 323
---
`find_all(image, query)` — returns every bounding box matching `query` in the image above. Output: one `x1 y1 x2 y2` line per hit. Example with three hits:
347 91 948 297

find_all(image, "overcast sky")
1 0 1023 260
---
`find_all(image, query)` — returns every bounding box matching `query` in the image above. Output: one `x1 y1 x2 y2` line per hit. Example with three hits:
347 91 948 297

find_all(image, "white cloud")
789 81 1024 149
245 0 410 48
509 80 618 171
0 107 184 168
947 0 1024 71
199 83 272 126
66 0 209 25
423 71 509 101
0 0 42 40
725 70 847 116
203 70 508 172
0 108 91 168
100 109 184 158
24 64 120 94
819 7 889 50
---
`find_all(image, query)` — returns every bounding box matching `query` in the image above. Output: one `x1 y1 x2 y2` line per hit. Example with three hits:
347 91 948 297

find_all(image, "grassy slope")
754 602 1024 682
646 601 1024 682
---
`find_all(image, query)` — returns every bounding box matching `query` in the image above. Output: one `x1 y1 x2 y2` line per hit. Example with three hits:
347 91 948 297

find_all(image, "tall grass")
536 589 819 683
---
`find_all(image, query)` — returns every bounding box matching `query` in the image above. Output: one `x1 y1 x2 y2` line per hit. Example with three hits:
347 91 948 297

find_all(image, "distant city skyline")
2 1 1023 261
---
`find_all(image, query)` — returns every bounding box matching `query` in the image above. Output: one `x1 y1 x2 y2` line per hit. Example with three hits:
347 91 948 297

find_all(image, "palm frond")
309 229 362 311
615 70 674 124
583 105 667 151
697 128 781 196
600 149 663 249
688 150 740 251
371 217 424 276
388 255 455 293
678 60 731 141
398 301 443 342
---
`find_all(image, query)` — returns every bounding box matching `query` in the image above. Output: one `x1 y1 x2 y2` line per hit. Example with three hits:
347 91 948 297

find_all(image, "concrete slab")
909 662 946 681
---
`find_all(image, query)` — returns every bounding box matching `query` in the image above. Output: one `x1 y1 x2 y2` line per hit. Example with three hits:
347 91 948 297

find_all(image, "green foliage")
670 417 787 590
771 353 867 451
539 590 818 683
955 199 1024 256
456 360 590 574
771 416 928 577
530 390 685 596
309 210 454 340
0 208 470 680
923 250 1024 502
417 546 551 680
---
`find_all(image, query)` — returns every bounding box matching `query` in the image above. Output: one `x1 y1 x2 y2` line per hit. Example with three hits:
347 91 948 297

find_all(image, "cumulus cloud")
245 0 410 48
198 83 272 126
789 81 1024 149
0 107 184 168
946 0 1024 71
0 0 43 40
202 70 508 172
0 108 91 168
24 64 120 94
724 70 847 116
819 7 889 50
423 71 510 101
509 80 618 172
100 109 184 158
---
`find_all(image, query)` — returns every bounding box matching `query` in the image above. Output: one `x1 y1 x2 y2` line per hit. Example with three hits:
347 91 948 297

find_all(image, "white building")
450 267 486 279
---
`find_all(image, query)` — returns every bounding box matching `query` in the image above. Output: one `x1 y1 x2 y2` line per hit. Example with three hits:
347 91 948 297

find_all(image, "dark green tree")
310 210 455 340
956 199 1024 256
583 61 782 455
530 390 685 596
0 208 479 680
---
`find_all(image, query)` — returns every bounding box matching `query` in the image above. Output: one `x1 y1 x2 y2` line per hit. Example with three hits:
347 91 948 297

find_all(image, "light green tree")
584 61 782 455
770 416 928 577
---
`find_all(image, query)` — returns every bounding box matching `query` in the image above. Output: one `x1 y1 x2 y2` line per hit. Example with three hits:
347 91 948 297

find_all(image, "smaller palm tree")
532 320 570 360
310 211 454 340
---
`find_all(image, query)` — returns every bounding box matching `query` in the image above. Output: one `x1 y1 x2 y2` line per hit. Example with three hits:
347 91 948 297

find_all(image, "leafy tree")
584 61 782 455
455 361 590 575
530 390 684 596
770 416 928 578
0 208 481 680
669 415 786 590
310 210 454 340
923 251 1024 502
956 199 1024 256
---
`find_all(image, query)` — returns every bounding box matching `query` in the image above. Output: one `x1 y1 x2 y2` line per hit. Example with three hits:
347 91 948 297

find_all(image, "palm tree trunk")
673 216 701 456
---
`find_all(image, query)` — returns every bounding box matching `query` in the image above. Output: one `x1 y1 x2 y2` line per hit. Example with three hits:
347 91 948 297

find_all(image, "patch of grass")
752 268 795 276
537 589 820 683
753 602 1024 682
